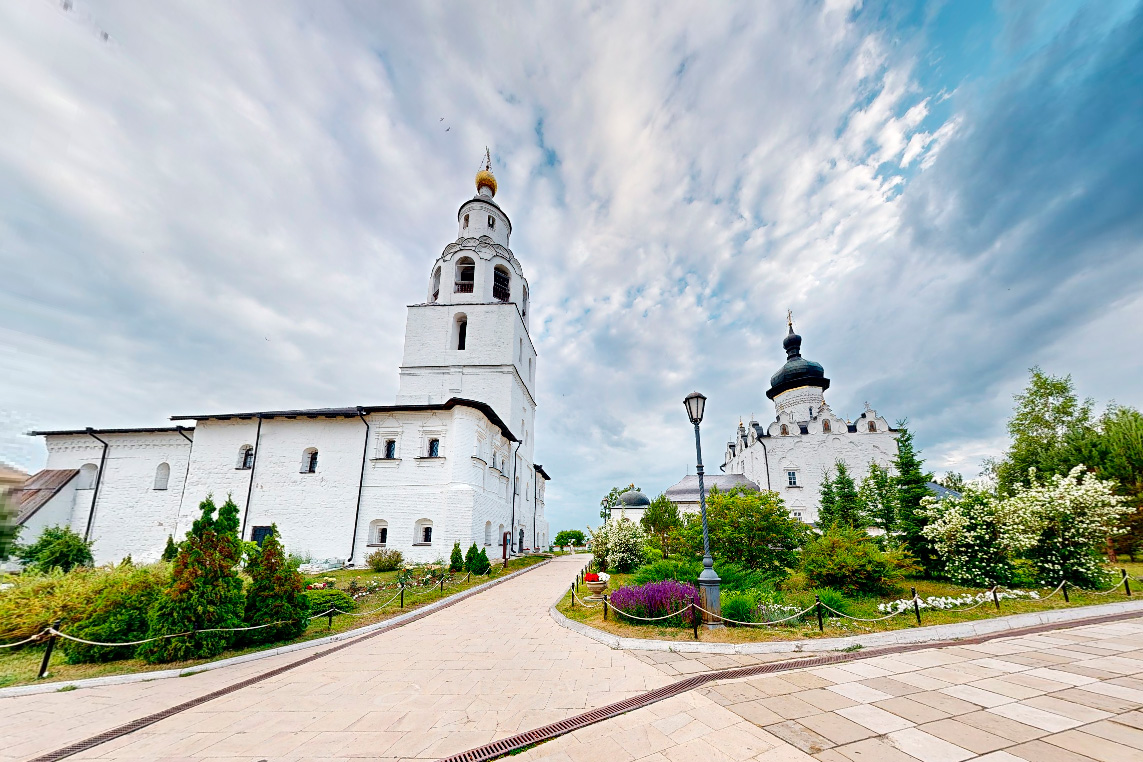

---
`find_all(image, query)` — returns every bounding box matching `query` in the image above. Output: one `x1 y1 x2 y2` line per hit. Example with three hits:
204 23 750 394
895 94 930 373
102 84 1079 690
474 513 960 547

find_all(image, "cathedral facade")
721 322 898 524
16 163 550 566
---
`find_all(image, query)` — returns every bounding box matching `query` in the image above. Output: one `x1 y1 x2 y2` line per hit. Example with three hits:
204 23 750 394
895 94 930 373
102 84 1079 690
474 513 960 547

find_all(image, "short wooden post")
400 585 405 608
1062 580 1069 603
603 594 608 621
441 577 445 593
911 587 921 626
570 583 574 609
692 603 699 640
37 621 61 679
816 595 824 632
1124 569 1132 597
327 610 333 629
992 585 1000 611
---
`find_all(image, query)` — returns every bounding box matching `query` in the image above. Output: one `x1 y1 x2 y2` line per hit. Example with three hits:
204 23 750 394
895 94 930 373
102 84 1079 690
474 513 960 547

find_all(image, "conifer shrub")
240 525 309 645
469 547 491 575
17 525 94 573
450 542 464 572
62 563 168 663
800 524 917 596
366 548 403 572
303 588 356 615
161 535 178 562
138 495 245 663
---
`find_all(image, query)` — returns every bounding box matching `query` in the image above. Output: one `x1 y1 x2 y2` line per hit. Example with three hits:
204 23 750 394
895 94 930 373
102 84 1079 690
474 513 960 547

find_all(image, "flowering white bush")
589 518 648 573
878 589 1040 614
1009 466 1127 587
922 467 1125 588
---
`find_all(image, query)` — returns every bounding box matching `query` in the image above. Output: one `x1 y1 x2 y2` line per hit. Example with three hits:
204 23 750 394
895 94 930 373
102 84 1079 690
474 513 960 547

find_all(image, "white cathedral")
13 160 550 566
717 320 899 524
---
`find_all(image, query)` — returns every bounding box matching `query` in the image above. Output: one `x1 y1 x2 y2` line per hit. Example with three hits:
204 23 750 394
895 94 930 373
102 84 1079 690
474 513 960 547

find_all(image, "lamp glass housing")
684 392 707 425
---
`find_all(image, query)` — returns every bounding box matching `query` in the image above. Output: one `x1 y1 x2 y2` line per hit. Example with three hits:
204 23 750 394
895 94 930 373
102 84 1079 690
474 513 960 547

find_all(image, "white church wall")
177 419 261 533
19 481 78 542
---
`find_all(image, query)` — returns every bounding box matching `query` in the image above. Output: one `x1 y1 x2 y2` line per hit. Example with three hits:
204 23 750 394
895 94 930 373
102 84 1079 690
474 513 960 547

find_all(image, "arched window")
493 265 510 302
487 214 495 229
431 267 441 303
463 213 470 229
369 519 388 546
454 257 475 293
780 424 789 436
414 518 433 545
238 445 254 470
428 438 440 457
154 462 170 490
498 523 505 545
519 338 524 363
301 448 318 473
76 463 98 490
868 421 877 433
455 313 468 351
484 521 492 545
822 419 831 433
522 284 529 317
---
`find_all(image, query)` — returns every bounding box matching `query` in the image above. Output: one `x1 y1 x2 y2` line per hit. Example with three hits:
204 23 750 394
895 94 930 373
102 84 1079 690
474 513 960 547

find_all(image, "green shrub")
241 526 309 645
138 495 245 664
62 563 168 663
800 524 916 596
553 530 586 547
161 535 179 562
721 591 757 625
17 525 93 573
450 542 464 572
367 548 403 572
469 547 491 575
303 588 356 615
792 587 853 618
631 558 770 591
464 543 479 572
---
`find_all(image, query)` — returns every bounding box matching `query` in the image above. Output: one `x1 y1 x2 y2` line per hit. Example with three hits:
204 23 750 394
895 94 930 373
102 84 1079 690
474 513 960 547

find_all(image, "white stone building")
15 161 550 566
718 320 899 524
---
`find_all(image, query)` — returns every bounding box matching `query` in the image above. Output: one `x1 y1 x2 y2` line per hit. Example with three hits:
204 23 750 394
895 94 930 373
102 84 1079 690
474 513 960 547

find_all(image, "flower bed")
608 580 698 625
877 588 1041 614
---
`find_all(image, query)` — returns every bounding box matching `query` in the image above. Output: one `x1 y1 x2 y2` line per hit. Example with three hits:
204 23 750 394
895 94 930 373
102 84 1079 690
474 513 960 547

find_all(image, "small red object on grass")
584 573 599 582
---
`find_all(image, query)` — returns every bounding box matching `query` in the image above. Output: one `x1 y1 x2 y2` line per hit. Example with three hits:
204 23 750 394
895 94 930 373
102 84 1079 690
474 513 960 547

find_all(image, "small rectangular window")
378 527 388 545
423 526 432 543
251 526 273 546
787 471 798 486
428 439 440 457
384 439 396 459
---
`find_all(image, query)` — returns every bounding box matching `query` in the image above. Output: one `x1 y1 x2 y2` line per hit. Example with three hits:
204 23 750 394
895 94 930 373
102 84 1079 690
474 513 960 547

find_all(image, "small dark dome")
767 326 830 400
618 491 650 507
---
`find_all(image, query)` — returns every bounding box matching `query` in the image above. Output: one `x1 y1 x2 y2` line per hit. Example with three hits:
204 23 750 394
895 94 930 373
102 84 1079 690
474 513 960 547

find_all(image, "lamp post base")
697 570 722 628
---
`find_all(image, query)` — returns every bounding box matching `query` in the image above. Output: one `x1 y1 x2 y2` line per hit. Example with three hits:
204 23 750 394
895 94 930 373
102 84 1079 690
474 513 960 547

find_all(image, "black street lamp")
684 392 721 626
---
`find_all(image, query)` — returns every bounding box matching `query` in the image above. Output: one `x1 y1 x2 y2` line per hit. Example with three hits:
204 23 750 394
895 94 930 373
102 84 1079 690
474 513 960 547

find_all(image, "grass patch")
0 554 547 689
56 684 77 692
558 566 1143 644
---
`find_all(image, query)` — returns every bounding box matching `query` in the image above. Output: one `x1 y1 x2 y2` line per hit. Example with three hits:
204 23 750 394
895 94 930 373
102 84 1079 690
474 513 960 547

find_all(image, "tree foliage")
17 525 93 573
640 494 681 558
893 426 937 574
817 461 864 529
921 487 1027 586
161 534 179 562
800 524 917 596
677 486 809 580
860 462 899 534
0 494 20 561
934 472 967 494
241 525 309 645
589 517 647 572
61 562 168 663
553 529 586 547
138 495 245 663
450 542 464 572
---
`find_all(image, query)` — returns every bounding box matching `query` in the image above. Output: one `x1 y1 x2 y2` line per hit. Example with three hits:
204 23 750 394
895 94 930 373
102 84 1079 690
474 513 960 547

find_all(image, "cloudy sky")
2 0 1141 532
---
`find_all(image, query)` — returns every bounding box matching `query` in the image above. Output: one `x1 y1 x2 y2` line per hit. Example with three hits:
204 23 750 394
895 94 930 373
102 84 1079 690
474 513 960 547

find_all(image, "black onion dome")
766 326 831 400
618 491 651 507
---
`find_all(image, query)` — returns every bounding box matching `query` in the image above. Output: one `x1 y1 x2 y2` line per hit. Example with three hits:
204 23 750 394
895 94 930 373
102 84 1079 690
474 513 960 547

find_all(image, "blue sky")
1 0 1141 534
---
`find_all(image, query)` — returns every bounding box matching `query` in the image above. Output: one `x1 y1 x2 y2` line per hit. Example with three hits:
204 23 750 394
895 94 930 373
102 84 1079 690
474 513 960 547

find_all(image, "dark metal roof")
619 491 651 507
766 326 830 400
172 397 519 442
11 469 78 525
534 464 551 480
27 426 188 437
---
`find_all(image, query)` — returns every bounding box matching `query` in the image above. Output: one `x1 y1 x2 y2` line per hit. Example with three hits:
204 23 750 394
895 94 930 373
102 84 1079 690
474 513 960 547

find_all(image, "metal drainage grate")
440 607 1143 762
27 560 552 762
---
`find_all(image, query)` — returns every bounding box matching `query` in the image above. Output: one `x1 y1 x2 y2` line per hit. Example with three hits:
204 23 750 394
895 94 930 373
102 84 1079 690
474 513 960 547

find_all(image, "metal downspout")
347 407 369 565
83 428 109 542
239 414 263 540
174 426 194 536
760 438 772 491
533 472 538 549
508 440 521 555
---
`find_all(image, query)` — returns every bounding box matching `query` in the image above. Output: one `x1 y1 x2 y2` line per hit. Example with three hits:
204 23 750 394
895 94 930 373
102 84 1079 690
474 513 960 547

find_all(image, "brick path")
4 557 1143 762
517 618 1143 762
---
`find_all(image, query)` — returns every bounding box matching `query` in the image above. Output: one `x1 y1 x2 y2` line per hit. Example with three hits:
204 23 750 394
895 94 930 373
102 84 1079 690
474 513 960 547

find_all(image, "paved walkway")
517 618 1143 762
0 556 670 761
4 558 1143 762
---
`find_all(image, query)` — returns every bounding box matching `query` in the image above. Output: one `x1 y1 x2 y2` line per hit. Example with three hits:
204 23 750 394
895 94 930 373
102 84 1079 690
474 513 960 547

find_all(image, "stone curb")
550 596 1143 654
1 558 551 699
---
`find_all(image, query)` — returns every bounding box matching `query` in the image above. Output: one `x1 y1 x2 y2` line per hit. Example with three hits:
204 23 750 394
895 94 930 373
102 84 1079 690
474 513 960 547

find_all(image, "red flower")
584 573 600 582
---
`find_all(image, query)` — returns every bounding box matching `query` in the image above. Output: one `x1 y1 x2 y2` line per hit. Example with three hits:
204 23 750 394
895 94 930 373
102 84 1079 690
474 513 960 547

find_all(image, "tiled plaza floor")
518 618 1143 762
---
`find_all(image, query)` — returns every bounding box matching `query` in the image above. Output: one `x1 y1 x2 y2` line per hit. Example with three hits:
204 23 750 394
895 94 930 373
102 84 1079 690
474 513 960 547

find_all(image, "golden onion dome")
475 168 497 196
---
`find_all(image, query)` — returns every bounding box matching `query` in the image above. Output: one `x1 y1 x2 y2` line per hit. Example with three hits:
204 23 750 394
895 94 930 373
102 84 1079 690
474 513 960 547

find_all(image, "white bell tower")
396 151 537 456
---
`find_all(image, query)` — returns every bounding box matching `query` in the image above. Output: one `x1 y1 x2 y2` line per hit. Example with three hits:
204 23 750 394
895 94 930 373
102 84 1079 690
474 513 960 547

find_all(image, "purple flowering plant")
608 580 698 626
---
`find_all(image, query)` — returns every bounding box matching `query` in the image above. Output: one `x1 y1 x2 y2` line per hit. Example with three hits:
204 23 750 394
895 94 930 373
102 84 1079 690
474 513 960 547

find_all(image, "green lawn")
0 554 547 689
557 565 1143 644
